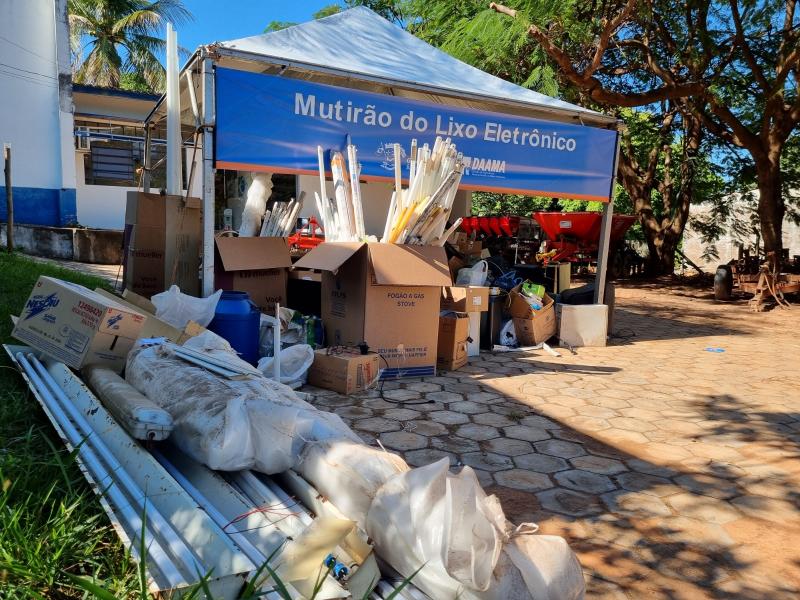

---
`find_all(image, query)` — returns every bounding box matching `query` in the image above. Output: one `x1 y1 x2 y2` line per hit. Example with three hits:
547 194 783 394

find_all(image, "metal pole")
4 144 12 252
143 125 152 192
594 131 621 304
201 55 216 297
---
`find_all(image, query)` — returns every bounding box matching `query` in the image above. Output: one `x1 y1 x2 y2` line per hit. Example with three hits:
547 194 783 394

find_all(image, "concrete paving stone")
315 395 355 408
554 469 616 494
639 442 693 462
615 472 677 497
432 436 480 454
655 419 706 436
473 412 516 428
619 407 666 421
550 395 591 408
363 398 401 410
666 492 741 524
459 365 488 374
520 415 562 430
562 387 596 399
592 397 632 410
686 442 744 462
534 439 587 459
570 455 628 475
537 488 604 517
598 428 650 445
404 381 443 393
378 431 428 451
460 451 514 472
730 494 800 523
404 448 456 467
470 468 496 488
608 416 657 433
658 515 736 548
483 437 534 457
381 389 422 402
423 376 459 386
455 423 501 441
601 490 672 518
600 388 638 400
335 406 374 419
673 473 741 500
465 391 502 403
494 469 553 492
575 405 620 419
354 417 402 434
488 403 529 418
426 391 465 403
382 408 421 421
448 400 486 415
503 425 551 443
536 403 577 419
405 420 447 436
355 430 379 445
429 410 470 425
514 453 571 473
565 415 612 432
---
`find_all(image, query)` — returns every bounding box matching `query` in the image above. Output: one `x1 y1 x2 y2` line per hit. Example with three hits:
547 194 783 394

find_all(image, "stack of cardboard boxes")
438 285 490 370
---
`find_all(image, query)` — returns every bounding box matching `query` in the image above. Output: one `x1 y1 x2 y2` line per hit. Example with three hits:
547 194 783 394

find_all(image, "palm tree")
68 0 191 92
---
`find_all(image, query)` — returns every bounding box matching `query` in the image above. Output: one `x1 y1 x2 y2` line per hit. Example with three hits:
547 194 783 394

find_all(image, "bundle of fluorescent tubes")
314 137 463 245
259 192 305 237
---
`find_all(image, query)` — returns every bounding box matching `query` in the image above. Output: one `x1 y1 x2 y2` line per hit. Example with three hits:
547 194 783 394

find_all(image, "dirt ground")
307 279 800 599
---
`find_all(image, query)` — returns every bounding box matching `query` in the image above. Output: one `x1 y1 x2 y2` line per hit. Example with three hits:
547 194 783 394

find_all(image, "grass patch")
0 252 137 598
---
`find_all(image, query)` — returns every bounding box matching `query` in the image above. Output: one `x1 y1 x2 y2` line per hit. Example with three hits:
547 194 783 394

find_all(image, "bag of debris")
125 335 357 473
151 285 222 328
257 344 315 388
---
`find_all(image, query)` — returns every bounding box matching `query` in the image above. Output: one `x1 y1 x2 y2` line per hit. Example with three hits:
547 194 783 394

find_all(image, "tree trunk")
755 162 785 268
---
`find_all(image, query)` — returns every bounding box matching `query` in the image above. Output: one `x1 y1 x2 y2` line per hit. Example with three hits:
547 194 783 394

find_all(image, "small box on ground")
13 276 147 372
214 237 292 315
441 286 489 313
124 192 201 298
558 304 608 347
507 285 557 346
307 348 381 394
294 242 451 378
437 312 469 371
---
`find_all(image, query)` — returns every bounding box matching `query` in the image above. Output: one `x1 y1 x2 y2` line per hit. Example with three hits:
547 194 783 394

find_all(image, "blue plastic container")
208 291 261 365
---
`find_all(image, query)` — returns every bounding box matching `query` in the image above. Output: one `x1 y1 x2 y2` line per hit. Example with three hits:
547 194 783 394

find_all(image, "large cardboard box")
294 242 451 377
214 237 292 315
437 313 469 371
13 276 147 372
441 286 489 313
508 285 557 346
124 192 201 298
307 348 381 394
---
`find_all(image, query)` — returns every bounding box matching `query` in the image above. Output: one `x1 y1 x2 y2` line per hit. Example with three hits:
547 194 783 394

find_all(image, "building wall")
0 0 76 226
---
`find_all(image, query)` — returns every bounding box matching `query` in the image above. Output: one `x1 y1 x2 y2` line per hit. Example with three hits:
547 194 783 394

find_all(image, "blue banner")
215 68 617 201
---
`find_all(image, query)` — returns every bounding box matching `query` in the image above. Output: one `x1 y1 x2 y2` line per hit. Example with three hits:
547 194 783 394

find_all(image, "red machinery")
287 216 325 252
533 212 637 263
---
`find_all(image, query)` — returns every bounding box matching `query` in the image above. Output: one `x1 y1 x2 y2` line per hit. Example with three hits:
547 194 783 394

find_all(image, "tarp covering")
215 7 606 120
215 69 618 200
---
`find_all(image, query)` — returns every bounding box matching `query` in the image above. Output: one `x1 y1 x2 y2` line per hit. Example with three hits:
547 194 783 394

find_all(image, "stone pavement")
305 280 800 599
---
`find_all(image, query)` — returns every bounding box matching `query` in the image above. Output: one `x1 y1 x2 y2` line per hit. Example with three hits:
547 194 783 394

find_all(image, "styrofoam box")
558 304 608 347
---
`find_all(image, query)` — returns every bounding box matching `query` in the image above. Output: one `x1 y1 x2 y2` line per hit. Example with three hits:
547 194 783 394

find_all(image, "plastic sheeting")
125 332 585 599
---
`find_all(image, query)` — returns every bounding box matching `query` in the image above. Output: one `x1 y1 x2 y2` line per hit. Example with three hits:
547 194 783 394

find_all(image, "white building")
0 0 76 226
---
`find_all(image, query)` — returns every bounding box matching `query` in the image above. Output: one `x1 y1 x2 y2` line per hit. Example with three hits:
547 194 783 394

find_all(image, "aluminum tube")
150 449 268 568
261 477 314 527
27 355 204 578
233 472 310 533
16 354 186 589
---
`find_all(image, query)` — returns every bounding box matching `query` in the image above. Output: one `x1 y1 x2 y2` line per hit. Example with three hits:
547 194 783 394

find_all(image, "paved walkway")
305 281 800 599
25 254 122 287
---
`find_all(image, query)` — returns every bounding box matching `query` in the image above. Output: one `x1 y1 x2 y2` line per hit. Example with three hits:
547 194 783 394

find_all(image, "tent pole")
142 124 152 193
201 55 216 297
594 131 620 304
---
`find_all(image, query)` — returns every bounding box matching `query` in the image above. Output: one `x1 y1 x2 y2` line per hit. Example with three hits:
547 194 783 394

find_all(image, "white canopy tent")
144 6 620 299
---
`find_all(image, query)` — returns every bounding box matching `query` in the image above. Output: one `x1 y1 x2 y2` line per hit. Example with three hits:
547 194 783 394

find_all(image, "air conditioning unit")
75 127 91 151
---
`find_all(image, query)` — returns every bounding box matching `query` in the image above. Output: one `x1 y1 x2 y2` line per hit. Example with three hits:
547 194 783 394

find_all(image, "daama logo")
106 314 123 329
23 293 60 320
463 155 506 177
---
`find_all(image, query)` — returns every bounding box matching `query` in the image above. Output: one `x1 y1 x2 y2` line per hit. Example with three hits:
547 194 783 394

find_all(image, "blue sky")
178 0 334 51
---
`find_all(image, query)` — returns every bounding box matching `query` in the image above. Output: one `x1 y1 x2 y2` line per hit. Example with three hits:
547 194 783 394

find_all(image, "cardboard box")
448 256 464 282
215 237 292 315
441 286 489 313
123 192 201 298
13 276 147 372
508 285 557 346
294 242 451 377
437 313 469 371
458 239 483 256
307 348 381 394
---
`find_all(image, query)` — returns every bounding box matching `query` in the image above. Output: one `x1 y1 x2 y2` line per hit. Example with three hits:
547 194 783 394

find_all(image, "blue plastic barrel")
208 291 261 365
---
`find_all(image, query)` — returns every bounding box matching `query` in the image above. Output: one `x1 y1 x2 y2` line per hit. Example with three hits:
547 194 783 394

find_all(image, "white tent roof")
215 7 611 124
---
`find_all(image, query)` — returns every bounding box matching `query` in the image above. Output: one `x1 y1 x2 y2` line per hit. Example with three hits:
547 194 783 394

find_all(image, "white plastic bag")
258 344 315 388
151 285 222 328
499 319 517 347
456 261 489 286
239 173 273 237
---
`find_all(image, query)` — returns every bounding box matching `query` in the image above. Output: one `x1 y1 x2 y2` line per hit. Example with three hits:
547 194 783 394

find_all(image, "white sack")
151 285 222 328
258 344 315 386
456 260 489 286
239 173 273 237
